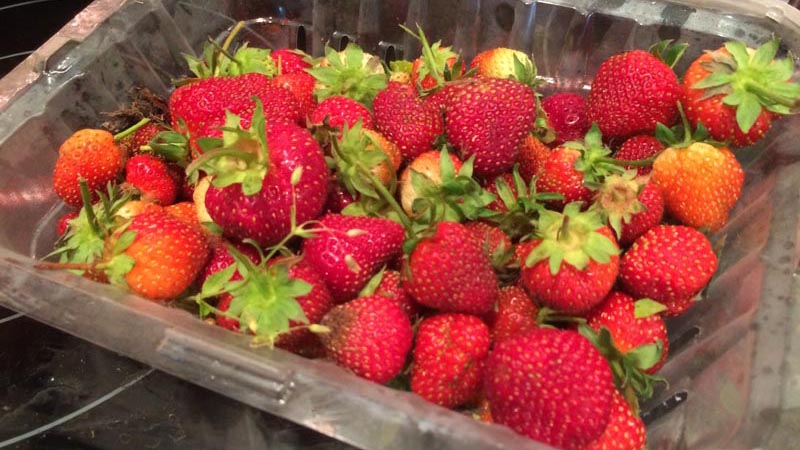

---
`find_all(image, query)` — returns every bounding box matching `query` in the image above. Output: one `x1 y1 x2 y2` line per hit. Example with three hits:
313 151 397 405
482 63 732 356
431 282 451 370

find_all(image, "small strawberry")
517 134 552 182
319 294 413 384
619 225 718 306
123 154 178 206
411 313 490 408
485 328 614 450
614 134 663 176
53 129 123 208
541 92 590 146
486 285 539 342
198 240 261 332
373 81 444 162
270 48 311 75
583 390 646 450
309 96 374 131
405 221 499 315
516 203 620 316
330 123 402 198
464 221 513 268
590 173 664 247
301 214 405 303
683 38 800 147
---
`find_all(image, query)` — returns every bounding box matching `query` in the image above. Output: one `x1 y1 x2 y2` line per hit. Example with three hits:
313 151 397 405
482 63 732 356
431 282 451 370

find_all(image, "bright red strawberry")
485 328 614 450
374 270 419 319
405 221 498 315
487 285 539 342
583 390 646 450
319 294 413 383
619 182 664 246
373 81 444 162
587 48 682 138
541 92 590 146
535 146 588 209
310 96 374 130
590 173 664 247
587 292 669 375
56 211 79 237
123 154 178 206
411 313 490 408
118 121 165 156
302 214 405 303
683 39 800 147
270 48 311 75
105 209 209 301
272 71 316 119
464 221 513 263
619 225 718 306
614 134 663 176
445 77 536 178
517 204 620 316
517 134 552 181
53 129 123 208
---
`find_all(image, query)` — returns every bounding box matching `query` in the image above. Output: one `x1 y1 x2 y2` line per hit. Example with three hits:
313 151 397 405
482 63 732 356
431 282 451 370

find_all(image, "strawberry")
308 43 387 107
187 103 328 247
198 240 261 332
324 177 357 214
309 96 374 131
399 150 462 215
517 204 620 316
373 81 444 162
464 221 513 266
403 25 464 94
272 71 316 119
650 115 743 232
115 200 162 220
618 182 664 247
118 121 165 156
590 173 664 247
56 211 79 237
123 154 178 206
319 294 413 384
517 134 552 182
583 390 646 450
470 48 536 82
370 269 419 319
482 173 515 213
405 221 498 315
411 313 490 408
53 129 123 208
301 214 405 303
445 77 536 178
105 209 209 301
587 43 685 138
487 285 539 342
614 134 663 176
683 39 800 147
619 225 718 307
541 92 590 146
485 328 614 450
330 123 402 198
270 48 311 75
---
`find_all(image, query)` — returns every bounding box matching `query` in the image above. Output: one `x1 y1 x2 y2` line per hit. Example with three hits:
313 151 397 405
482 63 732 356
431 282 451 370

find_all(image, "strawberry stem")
744 79 798 108
599 151 663 167
113 117 151 141
215 21 246 76
78 179 101 236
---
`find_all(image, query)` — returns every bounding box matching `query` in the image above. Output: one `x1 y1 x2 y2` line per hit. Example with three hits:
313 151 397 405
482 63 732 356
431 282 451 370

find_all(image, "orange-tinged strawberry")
163 201 202 230
399 150 463 215
53 129 123 208
470 48 537 85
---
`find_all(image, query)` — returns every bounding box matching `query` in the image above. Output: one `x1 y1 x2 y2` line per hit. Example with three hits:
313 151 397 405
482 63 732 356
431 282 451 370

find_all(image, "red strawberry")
485 328 614 450
541 92 590 146
583 390 646 450
614 134 663 176
464 221 512 263
535 146 589 209
302 214 405 303
53 129 123 208
405 221 499 315
445 77 536 178
309 96 374 131
487 285 539 342
405 26 463 93
683 39 800 147
587 49 682 138
105 210 209 301
270 48 311 75
411 313 490 408
619 225 718 307
591 173 664 247
324 177 357 214
374 270 419 319
619 182 664 246
517 134 552 182
516 204 620 316
118 121 165 156
123 154 178 206
373 81 444 162
163 202 202 231
56 211 79 237
272 71 316 119
319 294 413 384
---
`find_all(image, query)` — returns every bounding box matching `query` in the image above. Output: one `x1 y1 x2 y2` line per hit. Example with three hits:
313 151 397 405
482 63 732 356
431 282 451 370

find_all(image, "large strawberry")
301 213 405 303
485 328 614 450
587 42 686 138
683 38 800 147
405 221 499 315
517 203 620 316
319 294 413 384
187 102 328 248
411 313 490 408
53 129 124 208
445 77 536 178
373 81 444 162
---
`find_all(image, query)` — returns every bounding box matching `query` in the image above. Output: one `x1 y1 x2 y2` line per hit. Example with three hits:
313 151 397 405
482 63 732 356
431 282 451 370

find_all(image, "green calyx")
400 24 469 93
564 123 625 190
183 21 277 80
485 166 563 240
524 202 619 275
193 246 311 347
185 99 270 196
307 43 388 107
330 121 395 202
692 38 800 133
589 171 646 240
649 39 688 70
655 102 722 150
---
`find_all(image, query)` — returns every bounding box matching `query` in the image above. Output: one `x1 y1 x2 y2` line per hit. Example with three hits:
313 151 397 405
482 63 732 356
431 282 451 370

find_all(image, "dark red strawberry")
374 270 419 319
273 257 334 353
541 92 590 146
270 48 311 75
373 81 444 162
614 134 663 176
309 96 374 131
123 154 178 206
319 294 413 384
272 71 316 119
487 285 539 342
411 313 490 408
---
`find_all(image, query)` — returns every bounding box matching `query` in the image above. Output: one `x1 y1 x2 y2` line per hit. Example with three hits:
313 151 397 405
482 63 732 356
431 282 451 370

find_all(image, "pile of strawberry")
41 21 800 450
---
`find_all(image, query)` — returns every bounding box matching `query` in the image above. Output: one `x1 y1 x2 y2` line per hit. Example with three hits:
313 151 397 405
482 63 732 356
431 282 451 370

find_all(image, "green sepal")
400 24 460 93
634 298 667 318
649 39 688 69
147 131 190 165
483 166 562 240
307 43 388 107
568 123 624 187
358 266 386 297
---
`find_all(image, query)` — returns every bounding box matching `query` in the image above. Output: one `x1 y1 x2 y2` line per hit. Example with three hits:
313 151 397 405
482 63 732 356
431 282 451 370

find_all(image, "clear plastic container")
1 1 799 449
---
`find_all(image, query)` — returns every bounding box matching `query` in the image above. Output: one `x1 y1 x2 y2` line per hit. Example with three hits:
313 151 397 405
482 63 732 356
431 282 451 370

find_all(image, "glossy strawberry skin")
319 295 413 384
309 96 374 130
614 134 663 176
486 285 539 342
485 328 614 450
583 390 646 450
619 182 665 247
411 313 490 408
535 147 592 210
587 50 681 138
541 93 590 146
124 154 178 206
517 135 552 182
205 121 328 248
301 214 405 303
272 71 316 119
405 221 499 315
270 48 310 75
53 129 123 208
373 82 444 162
374 270 419 319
